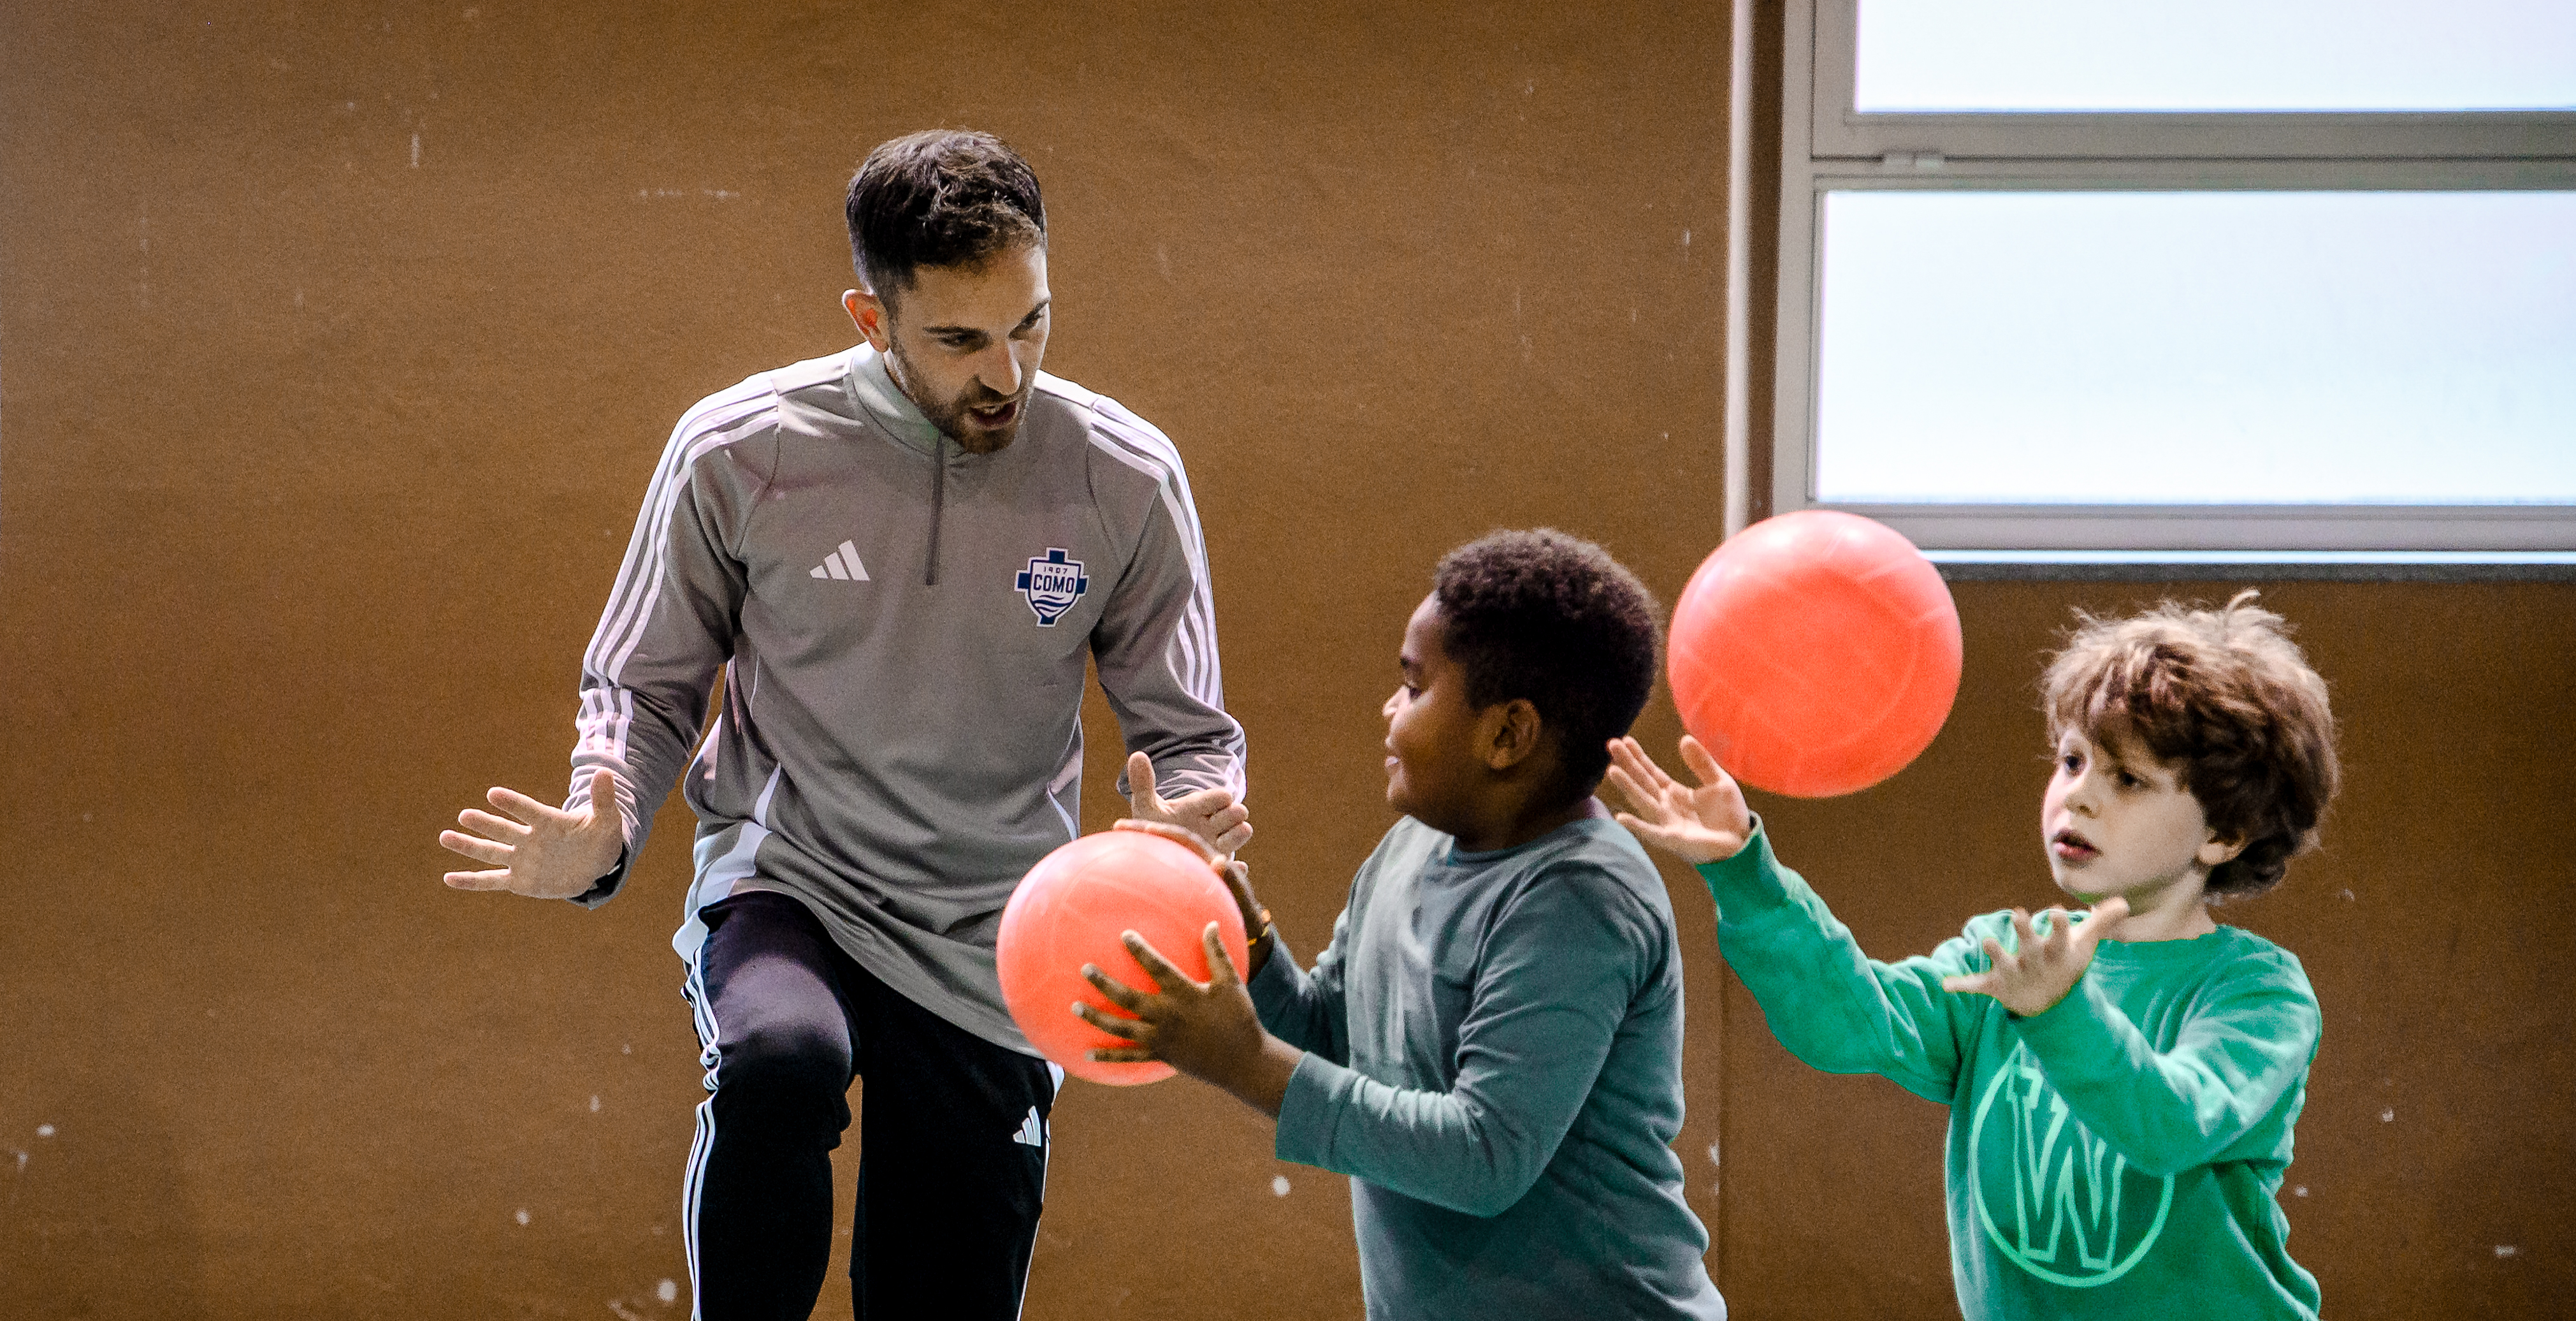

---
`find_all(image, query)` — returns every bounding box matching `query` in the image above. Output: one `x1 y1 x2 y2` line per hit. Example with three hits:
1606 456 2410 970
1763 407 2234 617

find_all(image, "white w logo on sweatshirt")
1967 1044 2174 1288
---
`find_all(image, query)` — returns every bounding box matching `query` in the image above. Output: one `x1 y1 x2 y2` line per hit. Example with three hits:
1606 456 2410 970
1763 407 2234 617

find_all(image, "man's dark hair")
1432 529 1663 808
845 129 1046 305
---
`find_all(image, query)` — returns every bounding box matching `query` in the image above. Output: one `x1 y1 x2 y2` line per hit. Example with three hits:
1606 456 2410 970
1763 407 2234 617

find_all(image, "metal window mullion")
1804 157 2576 191
1823 113 2576 162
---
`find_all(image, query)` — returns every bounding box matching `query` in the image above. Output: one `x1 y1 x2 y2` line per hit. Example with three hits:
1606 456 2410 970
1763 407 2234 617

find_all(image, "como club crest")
1015 548 1089 627
1967 1043 2174 1288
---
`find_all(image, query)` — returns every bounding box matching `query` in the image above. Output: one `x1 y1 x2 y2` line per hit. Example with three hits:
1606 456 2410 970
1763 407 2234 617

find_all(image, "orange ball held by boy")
995 826 1251 1086
1042 530 1728 1320
1609 588 2339 1320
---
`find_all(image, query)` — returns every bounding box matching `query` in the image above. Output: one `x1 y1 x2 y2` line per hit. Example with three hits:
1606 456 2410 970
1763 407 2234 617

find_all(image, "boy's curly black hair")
1431 529 1663 808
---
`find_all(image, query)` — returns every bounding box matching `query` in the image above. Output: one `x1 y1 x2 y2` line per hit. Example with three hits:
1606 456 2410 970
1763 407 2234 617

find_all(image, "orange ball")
1668 510 1961 798
995 830 1250 1086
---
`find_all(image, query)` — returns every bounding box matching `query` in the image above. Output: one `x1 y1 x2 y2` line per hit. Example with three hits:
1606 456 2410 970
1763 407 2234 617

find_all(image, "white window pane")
1813 190 2576 506
1855 0 2576 112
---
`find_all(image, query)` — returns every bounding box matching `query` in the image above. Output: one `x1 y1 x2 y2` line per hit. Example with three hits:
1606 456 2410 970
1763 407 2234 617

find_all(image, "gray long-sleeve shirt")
1250 814 1726 1320
566 344 1245 1053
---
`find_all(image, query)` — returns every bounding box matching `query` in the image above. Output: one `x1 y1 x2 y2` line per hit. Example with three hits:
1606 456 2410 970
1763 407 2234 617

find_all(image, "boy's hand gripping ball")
1667 510 1961 798
996 830 1251 1085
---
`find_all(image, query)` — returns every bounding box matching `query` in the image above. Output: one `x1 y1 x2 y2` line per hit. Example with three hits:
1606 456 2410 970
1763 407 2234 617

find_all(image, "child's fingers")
1601 764 1652 815
1220 861 1261 925
2083 895 2131 942
1602 743 1647 799
2064 896 2129 963
1120 930 1196 991
1078 964 1152 1012
1071 1000 1145 1040
1610 812 1680 850
1979 934 2016 975
1612 737 1679 794
1941 972 1994 996
1677 736 1728 789
1201 922 1243 986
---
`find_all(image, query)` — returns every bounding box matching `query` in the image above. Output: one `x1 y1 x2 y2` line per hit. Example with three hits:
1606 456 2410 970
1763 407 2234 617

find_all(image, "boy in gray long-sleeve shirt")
1085 530 1725 1320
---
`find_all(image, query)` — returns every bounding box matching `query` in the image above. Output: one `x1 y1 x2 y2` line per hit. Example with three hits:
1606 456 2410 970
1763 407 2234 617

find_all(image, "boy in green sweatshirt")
1075 529 1726 1320
1607 591 2339 1320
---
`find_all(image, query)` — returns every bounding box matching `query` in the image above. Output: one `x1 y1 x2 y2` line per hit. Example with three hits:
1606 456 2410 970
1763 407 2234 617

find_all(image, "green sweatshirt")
1698 822 2320 1320
1250 814 1726 1320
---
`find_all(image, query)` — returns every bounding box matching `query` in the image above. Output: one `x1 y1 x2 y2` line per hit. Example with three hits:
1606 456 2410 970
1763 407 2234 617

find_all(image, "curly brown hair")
2040 591 2339 900
1432 529 1662 810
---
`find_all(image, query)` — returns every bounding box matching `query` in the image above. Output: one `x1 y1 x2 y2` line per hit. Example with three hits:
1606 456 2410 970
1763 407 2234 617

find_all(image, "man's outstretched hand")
1125 750 1252 857
440 767 626 900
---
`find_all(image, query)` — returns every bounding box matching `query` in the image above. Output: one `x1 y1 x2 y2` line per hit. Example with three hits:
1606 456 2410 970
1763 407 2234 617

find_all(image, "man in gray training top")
438 129 1250 1321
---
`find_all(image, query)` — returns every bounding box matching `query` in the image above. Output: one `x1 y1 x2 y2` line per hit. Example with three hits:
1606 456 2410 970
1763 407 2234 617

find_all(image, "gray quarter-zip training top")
563 343 1246 1053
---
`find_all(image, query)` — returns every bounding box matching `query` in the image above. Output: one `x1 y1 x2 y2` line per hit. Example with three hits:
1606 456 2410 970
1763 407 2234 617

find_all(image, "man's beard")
886 338 1029 455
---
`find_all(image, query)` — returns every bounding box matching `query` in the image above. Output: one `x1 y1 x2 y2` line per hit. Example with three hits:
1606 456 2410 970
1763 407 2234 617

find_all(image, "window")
1767 0 2576 559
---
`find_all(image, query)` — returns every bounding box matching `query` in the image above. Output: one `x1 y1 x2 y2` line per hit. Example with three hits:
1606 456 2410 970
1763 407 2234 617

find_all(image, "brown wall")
0 3 1727 1317
1 3 2567 1319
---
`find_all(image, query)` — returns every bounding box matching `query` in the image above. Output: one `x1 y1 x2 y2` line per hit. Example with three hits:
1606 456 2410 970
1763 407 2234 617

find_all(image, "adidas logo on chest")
809 540 870 581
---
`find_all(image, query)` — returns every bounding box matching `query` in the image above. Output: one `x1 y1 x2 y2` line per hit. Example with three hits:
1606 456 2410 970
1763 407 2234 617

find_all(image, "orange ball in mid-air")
995 829 1250 1086
1668 510 1962 798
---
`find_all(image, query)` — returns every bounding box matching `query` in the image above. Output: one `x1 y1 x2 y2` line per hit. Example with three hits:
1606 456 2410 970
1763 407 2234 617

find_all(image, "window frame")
1770 0 2576 557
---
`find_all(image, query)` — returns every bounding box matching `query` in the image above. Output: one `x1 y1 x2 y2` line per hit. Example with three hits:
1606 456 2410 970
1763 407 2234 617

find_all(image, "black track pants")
684 891 1058 1321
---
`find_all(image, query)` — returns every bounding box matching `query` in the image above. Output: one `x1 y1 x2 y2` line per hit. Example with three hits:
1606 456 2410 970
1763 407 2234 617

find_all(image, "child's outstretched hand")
1604 736 1754 865
1941 898 2132 1018
1075 923 1301 1116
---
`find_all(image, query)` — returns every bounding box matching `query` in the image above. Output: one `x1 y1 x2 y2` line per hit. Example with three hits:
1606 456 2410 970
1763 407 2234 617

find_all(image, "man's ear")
844 288 892 351
1480 699 1546 772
